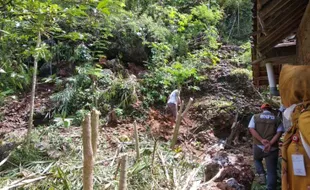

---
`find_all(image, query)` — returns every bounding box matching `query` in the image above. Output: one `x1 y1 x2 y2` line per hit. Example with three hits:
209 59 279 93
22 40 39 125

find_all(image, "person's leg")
253 145 265 174
265 149 279 190
253 145 266 184
168 103 177 125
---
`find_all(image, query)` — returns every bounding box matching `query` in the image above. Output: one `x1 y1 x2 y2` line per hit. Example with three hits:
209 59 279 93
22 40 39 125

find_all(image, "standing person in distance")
248 103 284 190
166 89 181 125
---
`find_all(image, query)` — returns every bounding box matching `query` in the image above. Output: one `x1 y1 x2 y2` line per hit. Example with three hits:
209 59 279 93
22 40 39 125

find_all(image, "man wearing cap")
248 103 284 190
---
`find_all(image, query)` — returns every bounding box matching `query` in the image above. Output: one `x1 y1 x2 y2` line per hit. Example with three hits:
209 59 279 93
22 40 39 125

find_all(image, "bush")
231 68 252 80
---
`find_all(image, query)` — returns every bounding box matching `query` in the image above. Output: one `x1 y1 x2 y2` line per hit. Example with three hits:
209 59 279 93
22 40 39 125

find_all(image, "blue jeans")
253 145 279 190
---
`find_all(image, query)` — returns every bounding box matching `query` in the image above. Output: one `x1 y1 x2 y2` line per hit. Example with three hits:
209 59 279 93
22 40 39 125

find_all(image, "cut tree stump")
91 109 100 159
82 114 93 190
119 155 127 190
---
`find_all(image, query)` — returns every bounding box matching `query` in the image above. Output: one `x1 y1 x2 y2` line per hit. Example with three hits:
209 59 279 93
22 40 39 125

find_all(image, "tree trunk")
91 109 100 159
27 31 41 143
82 114 93 190
118 155 127 190
297 2 310 65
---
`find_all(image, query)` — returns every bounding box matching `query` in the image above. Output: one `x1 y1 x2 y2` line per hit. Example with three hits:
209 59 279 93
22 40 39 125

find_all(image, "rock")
205 162 220 182
225 178 245 190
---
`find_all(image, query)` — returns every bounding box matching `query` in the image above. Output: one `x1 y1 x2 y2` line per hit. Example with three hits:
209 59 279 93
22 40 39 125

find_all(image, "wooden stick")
151 139 157 173
171 98 194 149
133 120 140 161
118 155 127 190
1 176 47 190
225 111 239 148
27 31 41 143
181 98 194 118
157 151 170 183
91 109 100 159
201 168 224 186
181 161 206 190
110 145 121 167
114 159 121 180
0 153 11 167
170 101 185 149
82 114 93 190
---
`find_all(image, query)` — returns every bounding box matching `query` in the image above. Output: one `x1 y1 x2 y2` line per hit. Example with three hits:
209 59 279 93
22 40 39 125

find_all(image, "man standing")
248 103 284 190
166 89 181 124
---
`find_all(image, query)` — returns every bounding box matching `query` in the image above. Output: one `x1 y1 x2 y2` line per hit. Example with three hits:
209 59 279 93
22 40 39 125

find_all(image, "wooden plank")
264 0 307 28
265 44 296 58
258 11 304 54
296 1 310 65
258 6 305 47
255 76 279 80
260 0 269 7
252 55 297 67
260 0 291 20
252 0 259 61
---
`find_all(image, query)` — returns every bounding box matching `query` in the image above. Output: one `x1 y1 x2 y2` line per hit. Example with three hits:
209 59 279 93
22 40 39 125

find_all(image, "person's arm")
249 128 269 145
264 122 284 152
269 132 282 146
248 115 269 145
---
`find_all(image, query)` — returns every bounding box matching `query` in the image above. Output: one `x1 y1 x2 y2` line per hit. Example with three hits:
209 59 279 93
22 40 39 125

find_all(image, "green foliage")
237 42 252 67
0 0 124 93
51 65 95 115
218 0 253 44
231 68 252 80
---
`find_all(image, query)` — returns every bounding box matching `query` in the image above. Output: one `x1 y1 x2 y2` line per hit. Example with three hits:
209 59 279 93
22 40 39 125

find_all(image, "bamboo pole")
170 101 185 149
118 155 127 190
170 98 194 149
82 114 93 190
91 109 100 159
133 120 140 161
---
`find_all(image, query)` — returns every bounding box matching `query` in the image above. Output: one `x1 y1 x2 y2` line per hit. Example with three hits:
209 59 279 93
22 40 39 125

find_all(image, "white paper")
292 154 306 176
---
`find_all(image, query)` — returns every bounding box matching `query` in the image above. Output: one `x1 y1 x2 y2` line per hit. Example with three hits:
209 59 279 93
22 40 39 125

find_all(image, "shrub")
231 68 252 79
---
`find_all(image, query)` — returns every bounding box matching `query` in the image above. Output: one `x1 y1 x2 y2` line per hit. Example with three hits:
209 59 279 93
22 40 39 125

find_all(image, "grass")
0 125 206 190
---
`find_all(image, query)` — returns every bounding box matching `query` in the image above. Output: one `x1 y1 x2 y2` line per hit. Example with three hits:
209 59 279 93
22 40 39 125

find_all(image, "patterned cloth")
279 65 310 190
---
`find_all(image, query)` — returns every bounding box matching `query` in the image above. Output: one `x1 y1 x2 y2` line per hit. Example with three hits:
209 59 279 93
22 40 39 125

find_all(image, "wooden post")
82 114 93 190
297 2 310 65
119 155 127 190
170 98 194 149
91 109 100 159
133 120 140 161
225 112 239 148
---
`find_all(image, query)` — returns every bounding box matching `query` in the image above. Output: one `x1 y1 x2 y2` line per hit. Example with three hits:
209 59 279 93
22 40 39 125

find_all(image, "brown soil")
0 83 54 138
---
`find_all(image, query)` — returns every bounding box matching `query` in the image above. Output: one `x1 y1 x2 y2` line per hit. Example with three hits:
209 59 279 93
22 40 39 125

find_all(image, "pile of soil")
187 58 262 141
0 83 54 138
